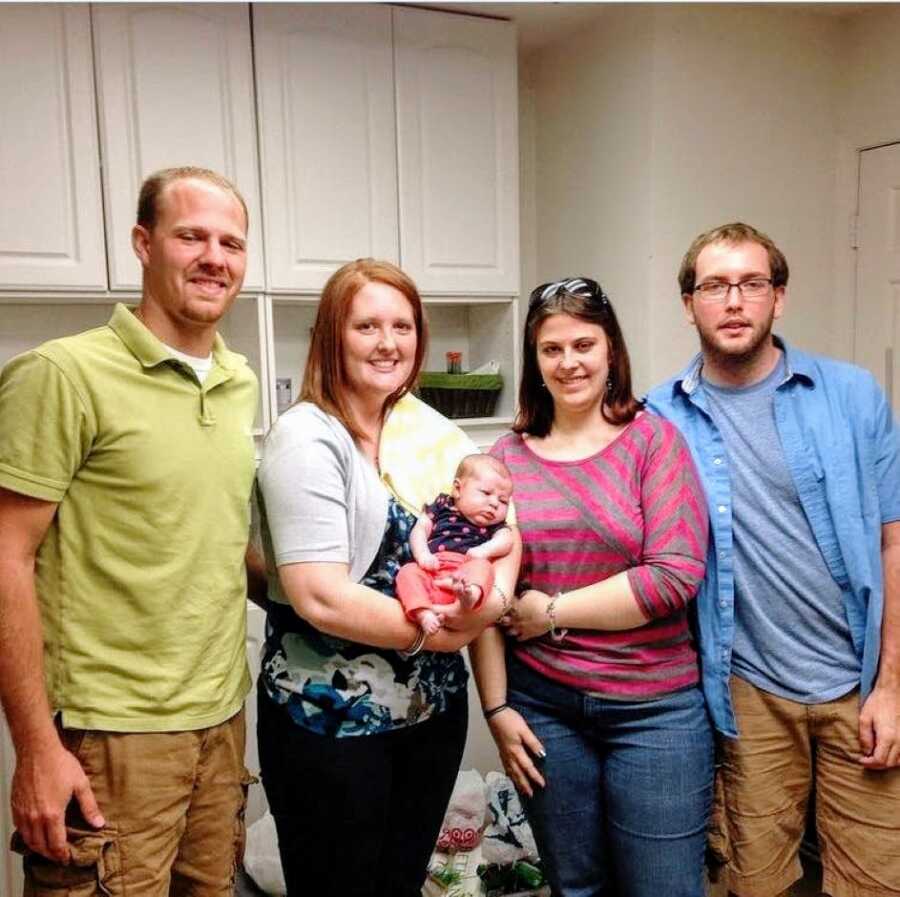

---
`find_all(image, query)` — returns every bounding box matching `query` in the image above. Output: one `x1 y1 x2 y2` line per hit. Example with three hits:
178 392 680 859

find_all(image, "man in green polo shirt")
0 166 259 895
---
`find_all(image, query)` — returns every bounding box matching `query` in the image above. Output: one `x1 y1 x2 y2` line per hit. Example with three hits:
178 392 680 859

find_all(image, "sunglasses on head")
529 277 609 309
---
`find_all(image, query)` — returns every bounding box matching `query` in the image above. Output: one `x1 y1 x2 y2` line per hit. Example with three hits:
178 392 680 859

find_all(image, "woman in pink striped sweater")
471 278 712 897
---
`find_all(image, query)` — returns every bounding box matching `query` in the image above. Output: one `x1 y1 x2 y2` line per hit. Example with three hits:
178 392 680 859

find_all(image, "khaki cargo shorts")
13 708 254 897
709 678 900 897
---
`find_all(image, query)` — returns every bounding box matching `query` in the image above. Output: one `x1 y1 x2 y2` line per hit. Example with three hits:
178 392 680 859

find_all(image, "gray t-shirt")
702 356 860 703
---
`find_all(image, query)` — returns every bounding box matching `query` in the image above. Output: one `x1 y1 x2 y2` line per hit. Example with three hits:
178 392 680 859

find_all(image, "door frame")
832 134 900 365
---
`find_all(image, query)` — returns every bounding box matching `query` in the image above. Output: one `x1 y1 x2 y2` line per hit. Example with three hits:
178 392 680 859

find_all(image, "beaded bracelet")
399 626 427 659
546 592 569 642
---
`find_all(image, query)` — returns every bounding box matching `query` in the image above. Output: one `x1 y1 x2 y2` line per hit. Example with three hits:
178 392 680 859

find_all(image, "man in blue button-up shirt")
647 222 900 897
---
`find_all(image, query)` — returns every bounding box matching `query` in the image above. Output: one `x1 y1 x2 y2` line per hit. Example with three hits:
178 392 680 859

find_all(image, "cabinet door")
393 8 519 296
254 4 399 293
93 3 264 291
0 4 106 291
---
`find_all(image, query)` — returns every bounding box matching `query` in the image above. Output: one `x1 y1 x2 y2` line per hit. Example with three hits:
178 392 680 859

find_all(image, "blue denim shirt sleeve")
646 359 739 737
646 339 900 737
869 374 900 523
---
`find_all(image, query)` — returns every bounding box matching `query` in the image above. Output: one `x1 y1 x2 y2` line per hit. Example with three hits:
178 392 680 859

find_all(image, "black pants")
257 689 468 897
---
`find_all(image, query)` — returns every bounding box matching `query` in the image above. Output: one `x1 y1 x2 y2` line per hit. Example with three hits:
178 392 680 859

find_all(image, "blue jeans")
507 656 713 897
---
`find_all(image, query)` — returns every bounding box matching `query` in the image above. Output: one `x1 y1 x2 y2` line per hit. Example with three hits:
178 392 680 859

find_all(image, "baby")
396 454 514 634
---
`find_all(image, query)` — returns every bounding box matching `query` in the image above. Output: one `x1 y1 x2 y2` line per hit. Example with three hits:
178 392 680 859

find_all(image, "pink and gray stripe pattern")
491 413 708 700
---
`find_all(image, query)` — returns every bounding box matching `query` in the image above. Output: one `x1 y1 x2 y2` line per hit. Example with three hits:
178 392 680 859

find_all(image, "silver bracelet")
399 626 427 659
493 583 513 619
546 592 569 642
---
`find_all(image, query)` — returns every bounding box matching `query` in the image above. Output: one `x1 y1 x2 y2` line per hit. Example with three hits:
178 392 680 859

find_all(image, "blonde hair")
137 166 248 232
455 454 511 482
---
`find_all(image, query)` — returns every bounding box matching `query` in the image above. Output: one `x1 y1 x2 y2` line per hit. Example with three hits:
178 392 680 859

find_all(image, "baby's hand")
466 545 488 559
417 551 440 572
415 609 443 635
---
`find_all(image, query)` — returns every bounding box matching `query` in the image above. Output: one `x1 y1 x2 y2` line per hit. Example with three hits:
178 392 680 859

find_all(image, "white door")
0 4 106 291
253 4 399 293
855 142 900 416
393 7 519 296
93 3 264 291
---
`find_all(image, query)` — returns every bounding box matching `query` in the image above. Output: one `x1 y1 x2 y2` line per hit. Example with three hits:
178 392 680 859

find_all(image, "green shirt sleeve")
0 349 94 502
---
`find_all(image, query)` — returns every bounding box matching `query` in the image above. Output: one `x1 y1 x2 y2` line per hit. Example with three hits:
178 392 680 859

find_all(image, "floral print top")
260 497 468 737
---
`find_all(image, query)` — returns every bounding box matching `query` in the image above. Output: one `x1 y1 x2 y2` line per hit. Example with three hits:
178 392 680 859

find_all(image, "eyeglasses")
529 277 609 309
693 278 773 304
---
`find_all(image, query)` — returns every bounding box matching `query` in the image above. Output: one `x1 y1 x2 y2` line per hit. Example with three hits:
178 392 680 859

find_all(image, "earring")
605 376 614 396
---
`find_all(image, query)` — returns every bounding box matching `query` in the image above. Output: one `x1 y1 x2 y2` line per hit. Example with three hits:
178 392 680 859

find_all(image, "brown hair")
678 222 788 295
300 259 427 443
514 285 642 438
136 166 249 232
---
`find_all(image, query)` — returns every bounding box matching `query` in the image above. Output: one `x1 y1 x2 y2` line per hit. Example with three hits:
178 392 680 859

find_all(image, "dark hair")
678 222 788 295
299 258 427 443
136 166 249 232
514 282 642 437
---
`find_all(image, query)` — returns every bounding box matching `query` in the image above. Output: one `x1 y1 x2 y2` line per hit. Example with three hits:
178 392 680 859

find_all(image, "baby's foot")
460 583 482 610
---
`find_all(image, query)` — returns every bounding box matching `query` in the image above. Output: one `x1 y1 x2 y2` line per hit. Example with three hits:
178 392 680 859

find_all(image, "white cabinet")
253 4 399 293
393 7 519 296
0 4 106 291
0 3 521 440
92 3 264 291
253 4 519 298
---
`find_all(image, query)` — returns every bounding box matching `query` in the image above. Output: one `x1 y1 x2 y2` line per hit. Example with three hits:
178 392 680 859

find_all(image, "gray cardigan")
257 402 389 605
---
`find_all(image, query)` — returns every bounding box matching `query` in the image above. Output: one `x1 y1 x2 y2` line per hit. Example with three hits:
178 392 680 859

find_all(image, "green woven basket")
416 371 503 419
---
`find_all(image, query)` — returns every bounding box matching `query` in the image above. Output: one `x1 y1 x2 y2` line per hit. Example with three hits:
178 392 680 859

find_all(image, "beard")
696 306 777 373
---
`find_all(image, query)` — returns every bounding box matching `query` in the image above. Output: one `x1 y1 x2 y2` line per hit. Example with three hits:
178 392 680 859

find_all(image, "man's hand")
12 740 104 861
858 683 900 769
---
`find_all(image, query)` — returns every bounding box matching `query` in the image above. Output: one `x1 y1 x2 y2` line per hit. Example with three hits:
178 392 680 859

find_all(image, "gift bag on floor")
243 811 286 896
482 772 538 866
436 768 489 852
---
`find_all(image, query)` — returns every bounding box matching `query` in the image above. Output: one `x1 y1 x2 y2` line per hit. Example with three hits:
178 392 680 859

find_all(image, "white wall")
529 4 844 392
532 7 656 391
647 5 840 385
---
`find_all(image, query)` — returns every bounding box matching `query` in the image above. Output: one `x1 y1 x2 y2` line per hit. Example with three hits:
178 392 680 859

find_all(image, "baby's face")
452 466 512 527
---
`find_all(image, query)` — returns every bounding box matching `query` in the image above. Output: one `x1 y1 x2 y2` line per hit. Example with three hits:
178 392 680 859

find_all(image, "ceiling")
423 2 612 53
421 2 872 55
